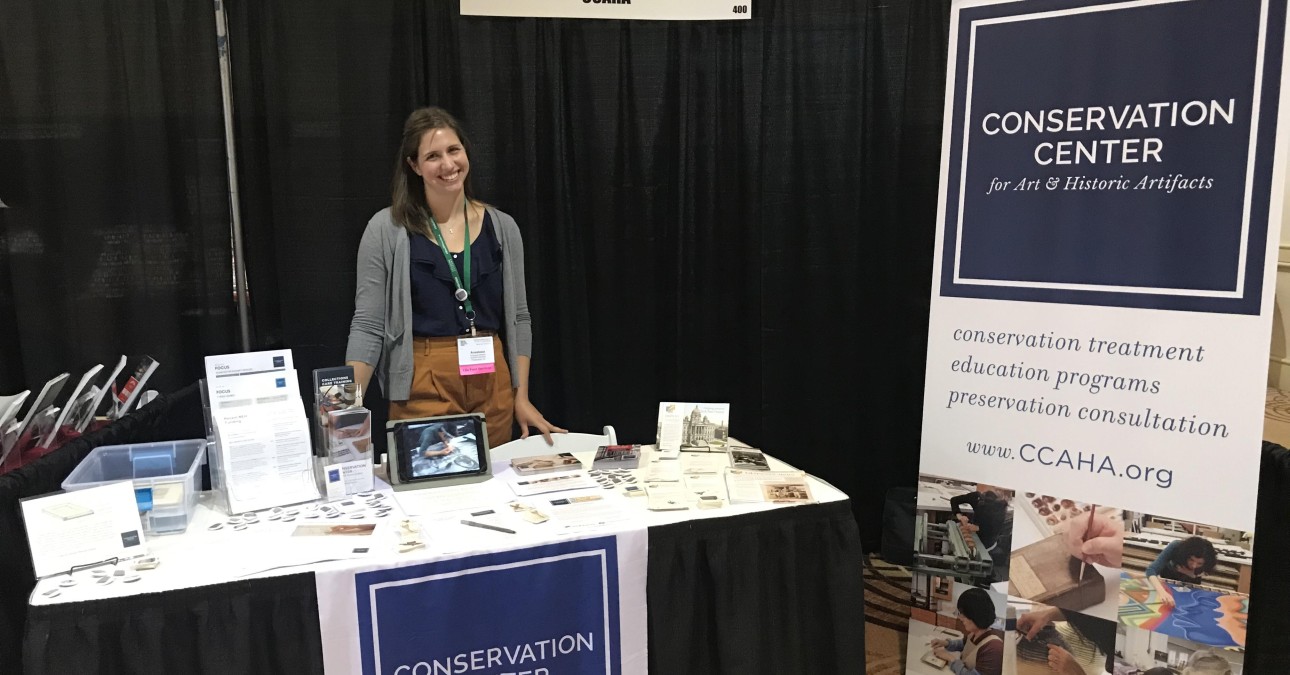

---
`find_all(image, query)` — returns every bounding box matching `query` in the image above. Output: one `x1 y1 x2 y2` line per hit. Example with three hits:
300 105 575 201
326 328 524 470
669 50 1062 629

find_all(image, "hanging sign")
461 0 751 21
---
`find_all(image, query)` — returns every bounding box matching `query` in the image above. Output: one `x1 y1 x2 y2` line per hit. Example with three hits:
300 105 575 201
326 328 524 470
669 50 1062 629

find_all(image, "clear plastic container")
62 439 207 535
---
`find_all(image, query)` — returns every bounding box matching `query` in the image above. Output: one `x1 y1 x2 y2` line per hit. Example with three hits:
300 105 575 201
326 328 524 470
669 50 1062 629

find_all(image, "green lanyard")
426 200 475 335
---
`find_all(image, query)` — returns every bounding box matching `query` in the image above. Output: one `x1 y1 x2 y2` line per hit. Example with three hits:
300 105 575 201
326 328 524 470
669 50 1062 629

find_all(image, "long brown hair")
391 107 477 234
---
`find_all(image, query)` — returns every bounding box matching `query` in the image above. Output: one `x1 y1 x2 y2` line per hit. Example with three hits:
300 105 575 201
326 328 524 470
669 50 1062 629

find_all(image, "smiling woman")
345 107 567 446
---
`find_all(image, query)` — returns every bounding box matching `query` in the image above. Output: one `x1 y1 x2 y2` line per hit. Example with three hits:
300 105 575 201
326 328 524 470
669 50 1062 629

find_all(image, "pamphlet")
313 365 358 456
20 481 147 579
724 470 814 504
508 472 600 497
683 474 728 501
641 457 683 483
591 444 641 470
395 482 498 518
326 408 372 463
511 452 583 475
656 402 730 452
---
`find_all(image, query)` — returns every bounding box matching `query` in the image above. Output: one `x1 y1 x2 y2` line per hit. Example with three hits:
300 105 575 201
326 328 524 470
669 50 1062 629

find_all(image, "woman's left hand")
514 396 568 444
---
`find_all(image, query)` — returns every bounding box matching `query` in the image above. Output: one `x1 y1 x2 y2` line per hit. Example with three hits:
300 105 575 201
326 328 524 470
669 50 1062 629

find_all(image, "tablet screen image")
396 417 484 483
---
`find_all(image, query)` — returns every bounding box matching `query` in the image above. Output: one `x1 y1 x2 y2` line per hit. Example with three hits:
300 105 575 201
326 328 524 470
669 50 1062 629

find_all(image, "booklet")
591 444 641 470
511 452 583 475
656 402 730 452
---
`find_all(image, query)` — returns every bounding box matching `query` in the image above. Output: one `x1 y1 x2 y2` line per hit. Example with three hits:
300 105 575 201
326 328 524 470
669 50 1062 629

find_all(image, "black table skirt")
24 500 866 675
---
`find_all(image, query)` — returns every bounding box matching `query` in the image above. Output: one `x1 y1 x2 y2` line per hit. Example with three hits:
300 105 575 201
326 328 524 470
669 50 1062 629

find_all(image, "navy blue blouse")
409 212 504 337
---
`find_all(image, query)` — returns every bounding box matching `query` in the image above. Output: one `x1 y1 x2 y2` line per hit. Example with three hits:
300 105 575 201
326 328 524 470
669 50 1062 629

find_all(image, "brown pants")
389 334 514 446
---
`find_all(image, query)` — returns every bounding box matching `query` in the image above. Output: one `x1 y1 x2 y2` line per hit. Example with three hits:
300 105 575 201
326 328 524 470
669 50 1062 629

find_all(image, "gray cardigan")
345 206 532 400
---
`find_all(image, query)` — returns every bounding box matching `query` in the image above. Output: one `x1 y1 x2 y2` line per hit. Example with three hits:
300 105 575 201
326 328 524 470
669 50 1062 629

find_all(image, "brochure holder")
200 350 321 515
200 378 230 514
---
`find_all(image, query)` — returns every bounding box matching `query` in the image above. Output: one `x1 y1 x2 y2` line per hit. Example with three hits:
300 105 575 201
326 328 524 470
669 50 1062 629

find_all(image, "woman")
347 107 565 446
949 485 1009 583
929 587 1003 675
1145 536 1218 606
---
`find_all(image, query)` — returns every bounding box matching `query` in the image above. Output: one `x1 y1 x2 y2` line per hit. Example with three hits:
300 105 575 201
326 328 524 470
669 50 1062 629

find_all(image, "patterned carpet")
864 555 913 675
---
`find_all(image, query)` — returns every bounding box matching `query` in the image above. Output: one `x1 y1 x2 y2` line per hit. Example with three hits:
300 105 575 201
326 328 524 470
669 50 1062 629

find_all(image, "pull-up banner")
909 0 1287 672
460 0 751 21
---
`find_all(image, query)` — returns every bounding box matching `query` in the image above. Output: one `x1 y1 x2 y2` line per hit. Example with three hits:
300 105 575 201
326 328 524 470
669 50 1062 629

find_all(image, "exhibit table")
21 452 865 675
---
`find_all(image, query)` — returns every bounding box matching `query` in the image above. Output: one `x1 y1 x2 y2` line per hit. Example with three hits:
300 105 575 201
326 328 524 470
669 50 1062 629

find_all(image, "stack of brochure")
204 350 320 513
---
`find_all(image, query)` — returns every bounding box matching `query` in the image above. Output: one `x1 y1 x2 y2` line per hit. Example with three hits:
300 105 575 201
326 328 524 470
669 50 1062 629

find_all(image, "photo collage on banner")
908 0 1285 674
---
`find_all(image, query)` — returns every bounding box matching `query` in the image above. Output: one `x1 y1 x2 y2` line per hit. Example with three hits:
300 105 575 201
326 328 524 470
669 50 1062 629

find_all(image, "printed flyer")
908 1 1288 674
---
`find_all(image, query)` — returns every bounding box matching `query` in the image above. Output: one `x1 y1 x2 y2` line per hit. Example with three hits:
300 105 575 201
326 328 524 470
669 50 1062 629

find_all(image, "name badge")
457 336 496 376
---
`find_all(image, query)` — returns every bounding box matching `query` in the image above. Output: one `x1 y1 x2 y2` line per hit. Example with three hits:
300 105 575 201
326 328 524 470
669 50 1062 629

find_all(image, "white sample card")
324 459 374 500
21 481 147 579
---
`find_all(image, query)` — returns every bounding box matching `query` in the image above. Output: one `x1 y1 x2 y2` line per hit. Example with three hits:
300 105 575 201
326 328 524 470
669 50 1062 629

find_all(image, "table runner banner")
317 531 647 675
909 0 1286 672
460 0 752 21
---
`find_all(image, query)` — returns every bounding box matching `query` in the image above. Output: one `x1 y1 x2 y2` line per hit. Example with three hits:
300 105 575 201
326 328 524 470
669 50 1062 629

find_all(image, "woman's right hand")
1064 511 1125 567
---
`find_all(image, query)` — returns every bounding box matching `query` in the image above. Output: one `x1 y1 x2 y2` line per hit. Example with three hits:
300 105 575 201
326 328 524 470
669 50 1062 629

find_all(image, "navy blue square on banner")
272 356 285 368
354 536 622 675
941 0 1285 314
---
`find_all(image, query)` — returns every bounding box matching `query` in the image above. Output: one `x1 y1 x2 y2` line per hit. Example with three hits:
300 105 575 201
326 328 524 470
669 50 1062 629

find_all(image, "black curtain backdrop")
229 0 950 549
0 1 237 398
